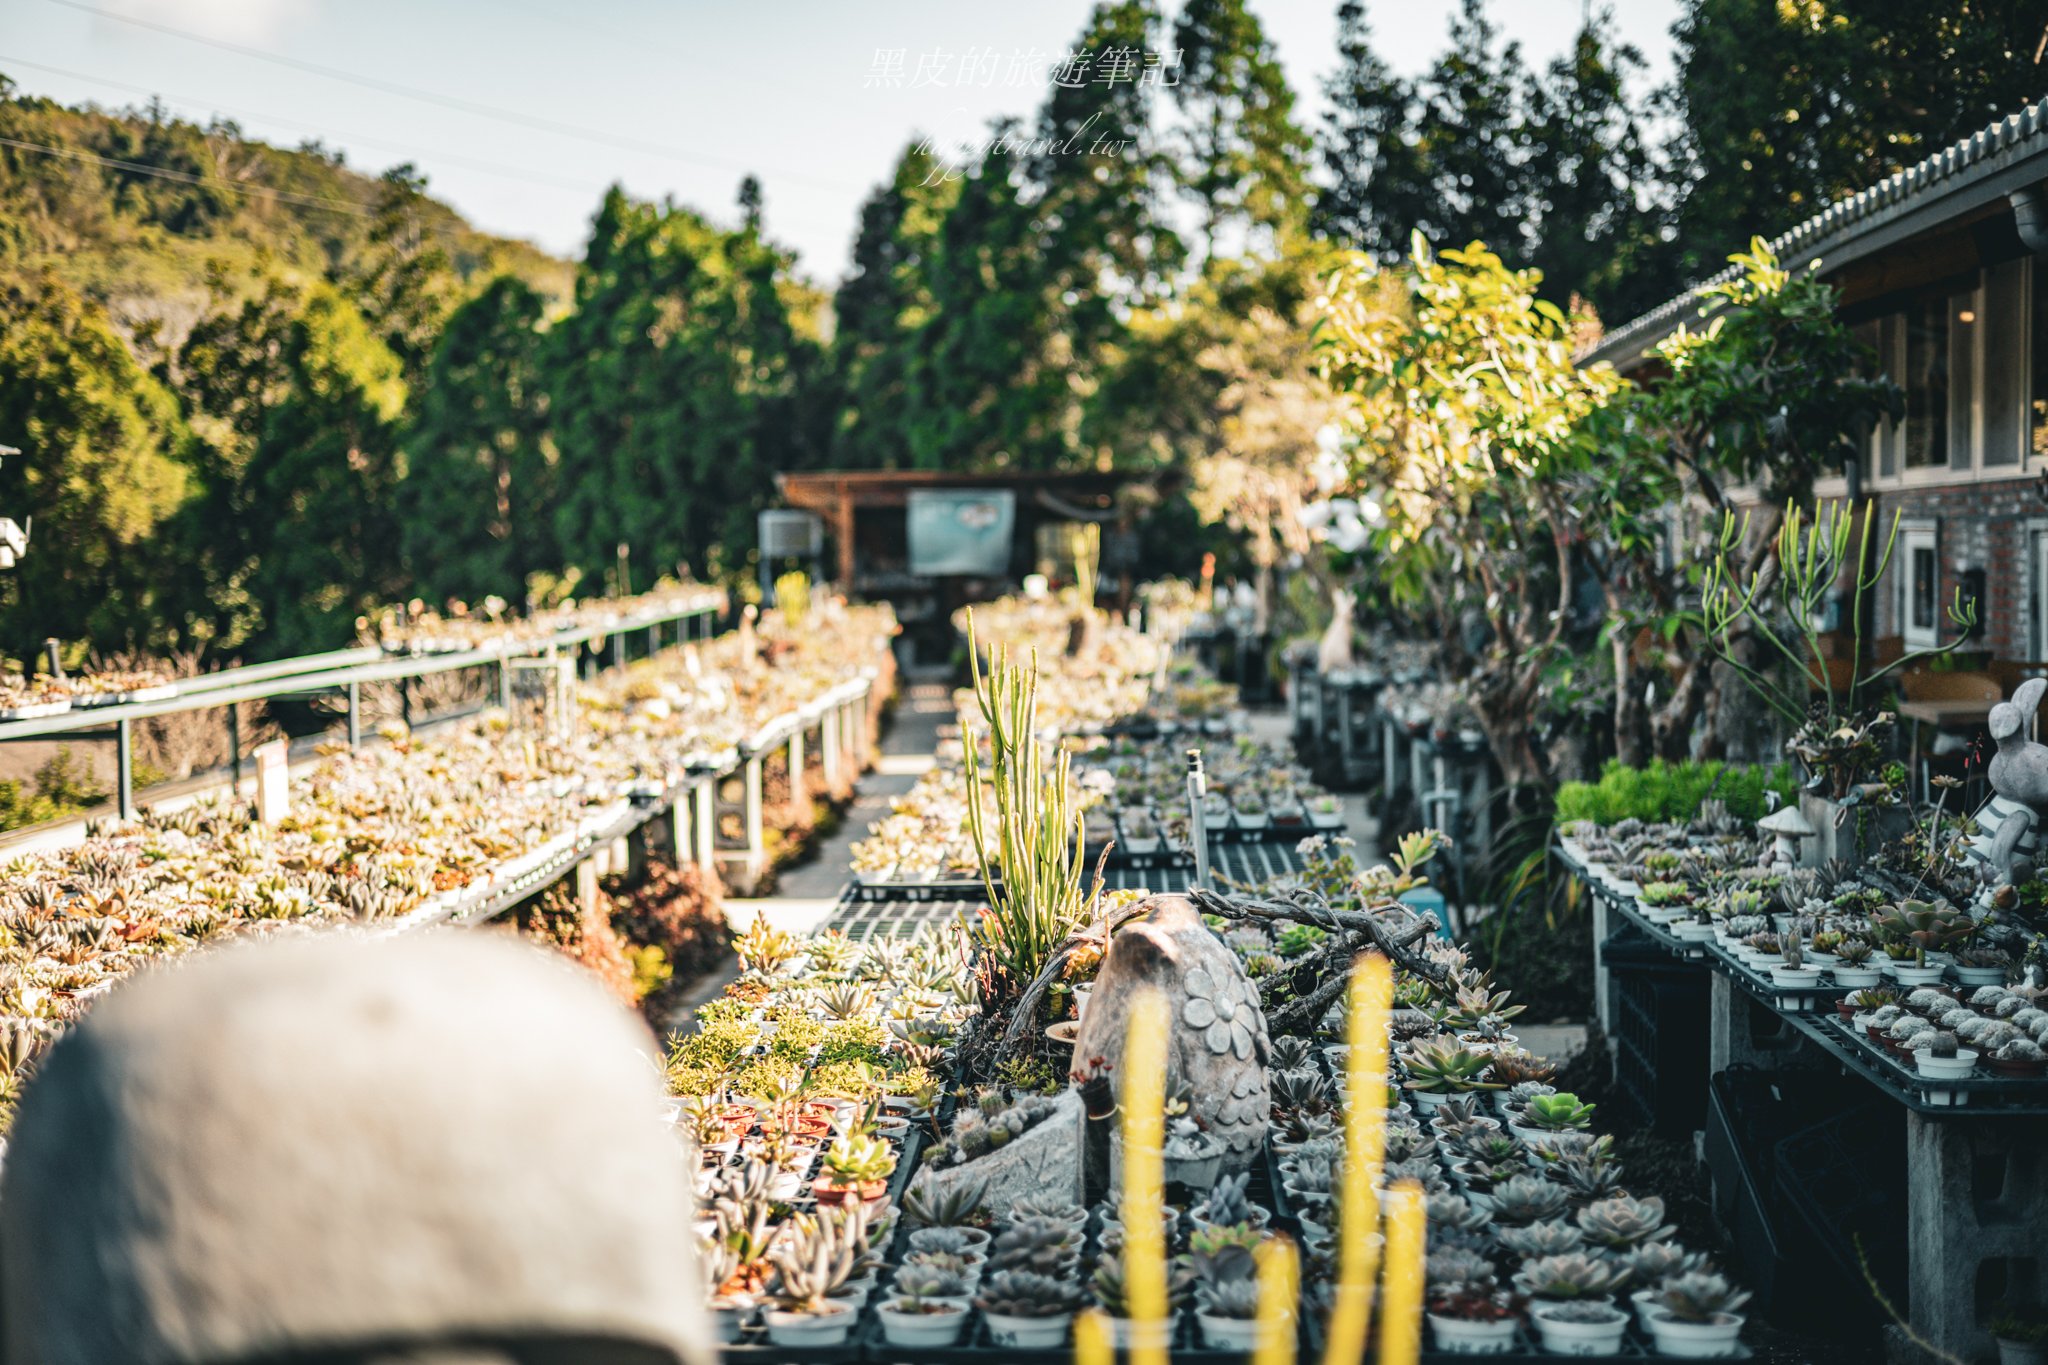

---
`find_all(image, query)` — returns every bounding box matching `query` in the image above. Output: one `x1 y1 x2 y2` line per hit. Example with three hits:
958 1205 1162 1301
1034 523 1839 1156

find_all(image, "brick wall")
1865 479 2045 662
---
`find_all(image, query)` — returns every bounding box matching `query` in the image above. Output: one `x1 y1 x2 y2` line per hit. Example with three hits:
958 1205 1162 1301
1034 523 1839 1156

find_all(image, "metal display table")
1558 840 2048 1358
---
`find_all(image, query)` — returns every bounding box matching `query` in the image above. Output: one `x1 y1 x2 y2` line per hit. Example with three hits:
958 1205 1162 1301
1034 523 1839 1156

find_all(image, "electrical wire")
44 0 866 194
0 54 607 197
0 132 389 218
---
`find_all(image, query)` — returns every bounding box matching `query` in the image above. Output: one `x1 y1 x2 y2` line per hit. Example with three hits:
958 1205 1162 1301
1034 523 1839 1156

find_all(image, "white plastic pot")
1199 1313 1261 1351
1531 1301 1627 1355
984 1310 1071 1348
878 1301 969 1347
1770 965 1822 988
1912 1047 1979 1080
761 1304 857 1347
1645 1307 1744 1358
1830 965 1882 987
1954 966 2009 987
1108 1315 1174 1350
1888 962 1947 986
1427 1312 1518 1354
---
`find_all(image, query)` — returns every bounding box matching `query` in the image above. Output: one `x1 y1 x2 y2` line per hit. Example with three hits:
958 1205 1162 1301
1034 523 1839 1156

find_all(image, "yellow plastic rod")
1122 987 1171 1365
1378 1180 1427 1365
1323 951 1394 1365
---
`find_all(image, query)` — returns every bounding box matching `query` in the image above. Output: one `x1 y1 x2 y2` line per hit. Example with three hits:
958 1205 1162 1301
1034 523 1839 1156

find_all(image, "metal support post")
694 780 715 868
347 680 361 749
1186 748 1210 889
821 706 842 792
116 717 135 820
228 704 242 793
788 729 806 820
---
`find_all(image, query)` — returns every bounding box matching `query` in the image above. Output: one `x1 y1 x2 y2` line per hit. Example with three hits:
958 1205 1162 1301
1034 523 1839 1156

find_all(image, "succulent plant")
1494 1220 1586 1259
1425 1247 1499 1295
1514 1252 1628 1301
1091 1254 1193 1317
1487 1174 1571 1226
1008 1190 1085 1225
986 1217 1083 1276
1269 1035 1315 1071
1270 1067 1333 1115
821 1132 896 1184
768 1214 859 1313
1576 1195 1671 1250
1402 1038 1501 1094
1523 1092 1596 1131
1924 1031 1960 1059
901 1170 987 1229
1425 1192 1494 1236
892 1263 970 1303
1627 1239 1706 1285
1197 1275 1264 1319
976 1269 1087 1318
906 1225 981 1257
1657 1271 1752 1323
1193 1172 1264 1229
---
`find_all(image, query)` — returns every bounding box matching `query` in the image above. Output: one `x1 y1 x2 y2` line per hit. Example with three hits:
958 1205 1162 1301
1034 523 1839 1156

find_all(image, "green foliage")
397 275 556 606
1553 758 1799 826
0 272 197 658
0 746 108 832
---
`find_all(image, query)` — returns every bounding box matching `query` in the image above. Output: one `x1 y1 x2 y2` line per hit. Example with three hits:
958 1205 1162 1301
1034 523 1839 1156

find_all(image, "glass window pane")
1878 314 1901 478
1985 259 2026 467
1950 288 1977 468
1906 296 1950 469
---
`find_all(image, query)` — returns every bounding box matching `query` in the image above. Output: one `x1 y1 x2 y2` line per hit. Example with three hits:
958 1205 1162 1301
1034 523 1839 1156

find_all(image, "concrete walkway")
724 670 952 937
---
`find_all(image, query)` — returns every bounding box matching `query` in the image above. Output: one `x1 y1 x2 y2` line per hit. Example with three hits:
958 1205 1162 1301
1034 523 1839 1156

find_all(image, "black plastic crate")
1702 1066 1873 1326
1770 1100 1906 1337
1601 931 1709 1137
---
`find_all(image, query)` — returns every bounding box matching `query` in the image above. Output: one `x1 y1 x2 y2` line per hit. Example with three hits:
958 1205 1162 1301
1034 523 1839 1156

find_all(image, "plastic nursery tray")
822 896 980 945
1802 1013 2048 1113
846 875 989 904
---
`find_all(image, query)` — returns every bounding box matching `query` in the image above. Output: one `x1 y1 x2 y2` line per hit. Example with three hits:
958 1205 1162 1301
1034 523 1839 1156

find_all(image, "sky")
0 0 1684 285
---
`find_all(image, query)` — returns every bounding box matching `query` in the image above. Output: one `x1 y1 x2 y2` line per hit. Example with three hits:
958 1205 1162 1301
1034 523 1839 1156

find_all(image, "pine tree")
1420 0 1533 257
1522 15 1669 322
1170 0 1312 256
1313 0 1433 256
345 164 459 387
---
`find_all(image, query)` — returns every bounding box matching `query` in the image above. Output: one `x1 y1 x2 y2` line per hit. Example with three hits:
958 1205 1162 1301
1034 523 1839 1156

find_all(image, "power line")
44 0 865 195
0 132 387 218
0 54 605 198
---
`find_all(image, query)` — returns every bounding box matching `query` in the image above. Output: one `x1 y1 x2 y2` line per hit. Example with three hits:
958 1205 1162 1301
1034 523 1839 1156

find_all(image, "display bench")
714 674 884 895
1557 840 2048 1359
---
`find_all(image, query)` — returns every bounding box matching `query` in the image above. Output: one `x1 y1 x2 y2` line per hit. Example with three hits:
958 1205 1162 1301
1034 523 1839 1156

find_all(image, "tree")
345 164 459 387
0 273 197 660
1667 0 2048 280
1315 237 1626 796
1170 0 1312 256
398 275 555 607
1419 0 1535 258
1313 1 1434 256
829 142 956 468
238 285 409 657
1521 15 1669 323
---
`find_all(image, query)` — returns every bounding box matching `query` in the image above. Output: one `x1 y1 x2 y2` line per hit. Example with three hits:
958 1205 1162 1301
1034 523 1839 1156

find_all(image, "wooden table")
1897 698 1994 804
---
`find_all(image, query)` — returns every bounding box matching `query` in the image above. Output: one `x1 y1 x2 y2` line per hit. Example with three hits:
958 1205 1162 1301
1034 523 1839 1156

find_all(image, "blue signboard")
907 489 1015 576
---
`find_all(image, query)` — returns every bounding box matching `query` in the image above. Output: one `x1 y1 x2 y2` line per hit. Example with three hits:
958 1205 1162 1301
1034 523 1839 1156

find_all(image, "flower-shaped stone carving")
1183 965 1257 1060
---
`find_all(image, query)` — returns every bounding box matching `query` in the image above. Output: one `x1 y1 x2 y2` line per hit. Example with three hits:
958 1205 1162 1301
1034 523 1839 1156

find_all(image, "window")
1905 297 1950 470
1870 314 1902 478
1985 259 2028 468
2035 255 2048 463
1899 521 1940 650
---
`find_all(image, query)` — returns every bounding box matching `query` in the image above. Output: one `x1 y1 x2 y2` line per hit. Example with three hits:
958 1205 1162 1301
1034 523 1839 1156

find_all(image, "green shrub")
1554 758 1798 826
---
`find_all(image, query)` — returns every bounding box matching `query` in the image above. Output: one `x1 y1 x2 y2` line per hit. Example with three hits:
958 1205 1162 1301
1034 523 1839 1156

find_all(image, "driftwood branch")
1186 885 1447 1035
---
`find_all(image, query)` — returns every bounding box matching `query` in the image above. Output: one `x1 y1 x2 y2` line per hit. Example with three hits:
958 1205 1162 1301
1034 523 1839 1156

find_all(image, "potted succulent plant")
761 1220 860 1346
901 1169 989 1230
1875 899 1970 986
1309 792 1345 829
1990 1309 2048 1365
812 1132 896 1206
1624 1239 1703 1327
1401 1038 1502 1112
1645 1271 1750 1358
1912 1030 1979 1080
1514 1253 1629 1354
1426 1271 1522 1355
1953 945 2013 988
1092 1254 1192 1350
1120 806 1162 855
1830 938 1883 988
1511 1092 1595 1144
1194 1273 1263 1351
1190 1171 1270 1236
878 1266 973 1347
976 1269 1085 1347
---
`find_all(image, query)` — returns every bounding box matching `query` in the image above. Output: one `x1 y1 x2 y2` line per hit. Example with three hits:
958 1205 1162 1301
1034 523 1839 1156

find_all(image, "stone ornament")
0 931 712 1365
1073 893 1270 1174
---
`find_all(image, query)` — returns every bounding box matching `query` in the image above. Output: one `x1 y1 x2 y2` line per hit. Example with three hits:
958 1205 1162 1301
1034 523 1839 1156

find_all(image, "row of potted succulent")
362 583 727 656
0 604 897 1125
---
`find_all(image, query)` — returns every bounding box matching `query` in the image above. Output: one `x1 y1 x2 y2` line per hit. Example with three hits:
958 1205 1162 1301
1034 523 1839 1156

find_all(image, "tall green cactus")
962 609 1091 999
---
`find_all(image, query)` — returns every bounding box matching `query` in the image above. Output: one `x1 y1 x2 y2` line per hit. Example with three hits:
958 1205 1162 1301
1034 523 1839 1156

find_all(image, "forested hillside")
0 0 2038 671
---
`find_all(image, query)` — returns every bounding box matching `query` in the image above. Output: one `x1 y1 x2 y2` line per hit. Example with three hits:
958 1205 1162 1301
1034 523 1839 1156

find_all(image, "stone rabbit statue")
1983 678 2047 887
1317 588 1356 674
